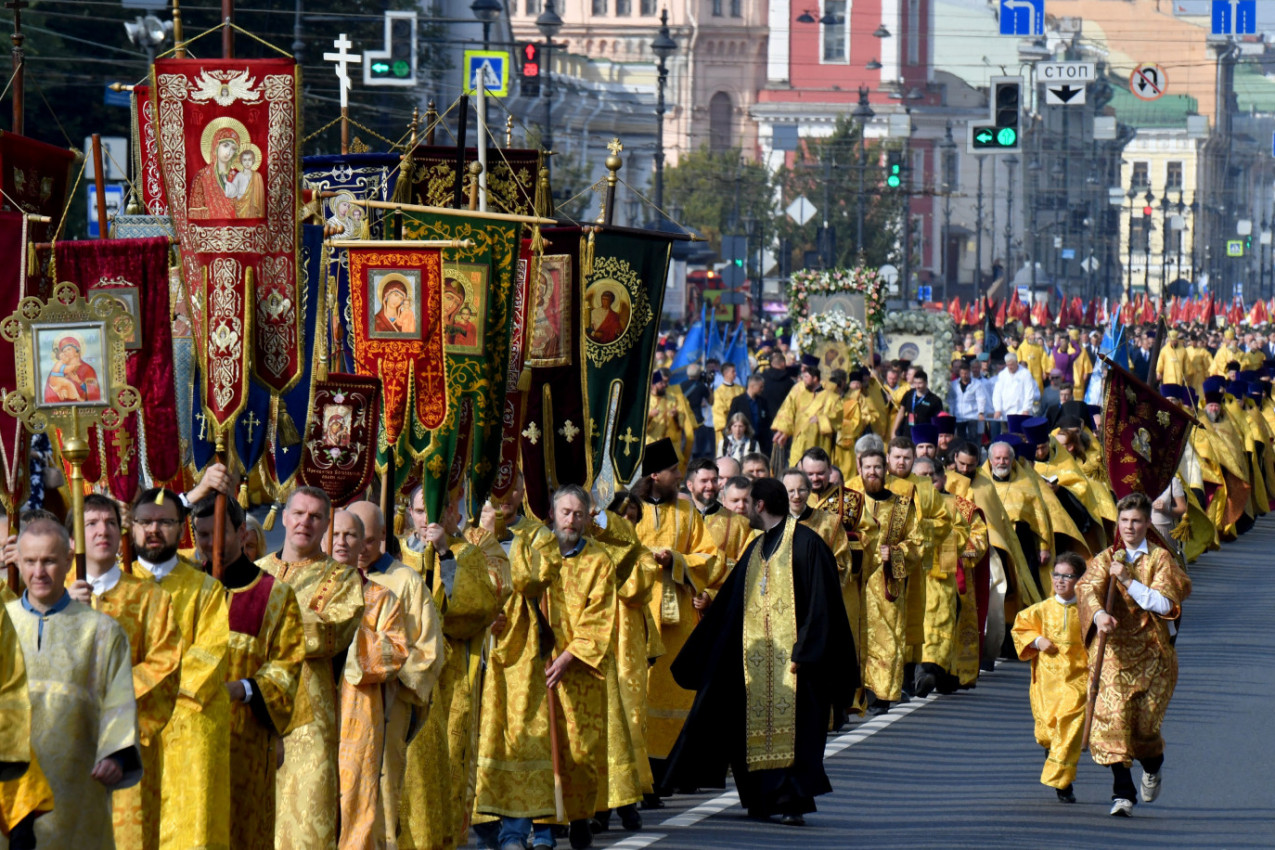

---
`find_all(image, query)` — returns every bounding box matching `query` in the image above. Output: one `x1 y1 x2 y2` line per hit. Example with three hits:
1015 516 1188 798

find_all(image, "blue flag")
669 303 706 385
707 307 725 362
724 322 751 382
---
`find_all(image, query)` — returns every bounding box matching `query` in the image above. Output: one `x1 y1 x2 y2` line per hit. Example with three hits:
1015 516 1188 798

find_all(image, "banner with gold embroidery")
1101 357 1195 501
519 226 588 520
132 85 168 215
0 212 29 513
298 374 381 507
489 235 534 503
348 246 446 456
393 146 540 215
584 229 674 501
400 211 521 519
54 237 180 498
151 58 300 430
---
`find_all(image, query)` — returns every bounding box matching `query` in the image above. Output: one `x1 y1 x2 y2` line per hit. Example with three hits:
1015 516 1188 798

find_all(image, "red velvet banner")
1101 358 1195 500
347 247 447 445
297 374 382 508
0 212 29 510
151 59 301 428
132 85 168 216
53 237 180 498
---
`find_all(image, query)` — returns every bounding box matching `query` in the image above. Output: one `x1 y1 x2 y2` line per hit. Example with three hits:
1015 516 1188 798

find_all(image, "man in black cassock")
660 477 856 826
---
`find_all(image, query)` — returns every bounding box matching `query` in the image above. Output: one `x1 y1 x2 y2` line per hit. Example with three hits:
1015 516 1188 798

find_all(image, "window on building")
526 0 541 12
641 0 655 13
711 0 723 15
1166 161 1183 191
821 1 848 63
616 0 630 14
730 0 742 16
593 0 607 13
910 148 925 192
907 0 920 65
710 92 733 150
1131 217 1149 252
1131 161 1150 190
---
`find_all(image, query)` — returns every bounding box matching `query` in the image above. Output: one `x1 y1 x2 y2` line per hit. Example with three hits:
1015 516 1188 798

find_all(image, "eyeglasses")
135 518 182 530
1051 572 1078 580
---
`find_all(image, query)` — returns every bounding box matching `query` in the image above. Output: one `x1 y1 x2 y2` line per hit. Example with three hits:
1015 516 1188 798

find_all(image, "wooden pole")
1081 576 1118 751
340 106 349 156
3 512 15 594
466 161 482 212
211 430 227 581
7 0 27 136
221 0 233 59
91 135 109 239
172 0 185 59
424 101 437 146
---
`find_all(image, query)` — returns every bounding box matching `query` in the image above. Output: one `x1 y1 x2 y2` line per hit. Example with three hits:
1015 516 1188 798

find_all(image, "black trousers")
1111 753 1165 802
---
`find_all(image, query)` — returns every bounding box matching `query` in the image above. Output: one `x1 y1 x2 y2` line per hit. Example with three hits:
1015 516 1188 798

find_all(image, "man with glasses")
1011 552 1089 805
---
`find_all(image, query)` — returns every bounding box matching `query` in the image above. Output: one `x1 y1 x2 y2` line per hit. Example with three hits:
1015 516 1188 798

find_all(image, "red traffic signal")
1142 205 1154 216
521 43 541 77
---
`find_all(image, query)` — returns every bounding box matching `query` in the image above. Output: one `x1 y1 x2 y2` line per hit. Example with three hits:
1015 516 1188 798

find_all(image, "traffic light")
520 42 541 97
886 151 903 189
364 11 417 87
970 75 1022 153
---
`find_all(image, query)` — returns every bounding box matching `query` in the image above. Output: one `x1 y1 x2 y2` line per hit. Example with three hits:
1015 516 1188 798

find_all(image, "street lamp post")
651 10 677 217
1143 188 1155 294
852 87 874 258
470 0 501 50
939 121 957 303
1125 187 1137 300
535 1 563 178
1004 154 1019 292
975 155 985 295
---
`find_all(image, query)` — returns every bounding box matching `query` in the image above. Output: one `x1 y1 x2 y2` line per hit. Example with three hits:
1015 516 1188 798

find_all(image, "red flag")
1251 300 1268 326
1202 296 1215 327
1102 358 1196 501
995 297 1007 328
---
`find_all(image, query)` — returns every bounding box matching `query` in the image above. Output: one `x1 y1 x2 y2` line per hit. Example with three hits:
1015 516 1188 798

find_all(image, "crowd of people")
4 316 1272 850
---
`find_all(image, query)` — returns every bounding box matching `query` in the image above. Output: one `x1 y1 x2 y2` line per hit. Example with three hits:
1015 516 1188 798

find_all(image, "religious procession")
1 3 1272 850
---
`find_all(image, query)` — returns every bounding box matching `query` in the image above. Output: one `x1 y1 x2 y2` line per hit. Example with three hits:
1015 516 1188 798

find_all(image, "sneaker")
1109 798 1134 817
1056 786 1076 804
1140 770 1162 803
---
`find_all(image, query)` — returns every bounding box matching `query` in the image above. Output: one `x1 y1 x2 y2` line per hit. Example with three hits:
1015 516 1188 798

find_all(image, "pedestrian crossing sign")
463 50 510 97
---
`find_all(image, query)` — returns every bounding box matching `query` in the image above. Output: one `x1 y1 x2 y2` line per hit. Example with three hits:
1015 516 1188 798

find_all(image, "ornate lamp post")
470 0 501 49
852 87 875 256
651 10 677 216
535 0 563 176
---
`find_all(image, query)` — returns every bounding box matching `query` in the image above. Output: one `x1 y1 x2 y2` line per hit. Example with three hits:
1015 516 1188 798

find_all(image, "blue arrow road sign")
1212 0 1255 35
1000 0 1044 35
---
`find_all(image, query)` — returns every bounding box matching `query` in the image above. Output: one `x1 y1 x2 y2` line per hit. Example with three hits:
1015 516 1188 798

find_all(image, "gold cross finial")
607 138 623 156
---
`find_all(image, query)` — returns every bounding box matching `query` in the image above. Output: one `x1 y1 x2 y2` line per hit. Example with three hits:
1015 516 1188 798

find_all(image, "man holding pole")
1076 492 1192 816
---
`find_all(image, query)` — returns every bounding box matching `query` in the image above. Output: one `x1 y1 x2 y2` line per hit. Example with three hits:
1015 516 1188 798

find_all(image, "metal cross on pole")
324 33 362 154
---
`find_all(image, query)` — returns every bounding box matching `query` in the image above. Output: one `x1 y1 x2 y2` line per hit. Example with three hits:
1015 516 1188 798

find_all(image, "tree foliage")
663 147 774 250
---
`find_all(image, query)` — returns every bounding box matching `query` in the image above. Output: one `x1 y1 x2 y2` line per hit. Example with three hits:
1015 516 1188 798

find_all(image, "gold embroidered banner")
151 58 301 429
298 374 382 508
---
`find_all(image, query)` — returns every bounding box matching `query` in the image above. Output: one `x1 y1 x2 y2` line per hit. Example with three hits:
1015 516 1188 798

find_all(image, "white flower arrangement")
793 311 870 369
881 309 959 400
787 264 886 328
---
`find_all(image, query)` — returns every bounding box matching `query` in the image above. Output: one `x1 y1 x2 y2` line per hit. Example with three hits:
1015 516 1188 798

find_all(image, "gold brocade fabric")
920 494 970 674
700 506 753 584
647 389 696 471
225 573 307 850
339 580 409 850
1156 344 1190 385
1015 341 1047 388
713 382 744 448
1037 437 1117 526
92 573 183 850
949 498 989 686
398 535 500 850
896 474 952 651
259 553 365 850
475 526 617 823
1011 598 1087 789
365 559 446 848
771 384 842 461
131 559 232 850
1076 545 1192 767
595 658 644 810
984 461 1057 597
0 599 54 834
635 499 721 759
6 598 140 849
741 517 799 770
797 506 852 577
947 471 1041 611
834 393 873 472
588 511 662 792
1211 343 1242 376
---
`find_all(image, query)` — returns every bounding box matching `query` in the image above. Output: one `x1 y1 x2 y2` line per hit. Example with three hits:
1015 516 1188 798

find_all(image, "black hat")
642 437 680 476
935 414 956 435
800 353 821 370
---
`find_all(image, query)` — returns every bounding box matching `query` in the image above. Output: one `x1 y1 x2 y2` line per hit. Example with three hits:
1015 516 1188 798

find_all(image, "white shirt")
88 563 121 596
992 367 1041 417
1094 538 1174 622
949 378 990 422
138 555 179 581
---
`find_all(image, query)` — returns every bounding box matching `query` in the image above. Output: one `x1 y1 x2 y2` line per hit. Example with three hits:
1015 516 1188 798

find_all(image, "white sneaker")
1109 798 1134 817
1141 770 1162 803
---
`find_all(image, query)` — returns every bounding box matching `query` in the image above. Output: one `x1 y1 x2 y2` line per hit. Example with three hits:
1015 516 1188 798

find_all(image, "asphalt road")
579 516 1275 849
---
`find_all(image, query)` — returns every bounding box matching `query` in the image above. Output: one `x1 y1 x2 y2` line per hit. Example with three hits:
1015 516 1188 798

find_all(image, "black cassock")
660 520 857 816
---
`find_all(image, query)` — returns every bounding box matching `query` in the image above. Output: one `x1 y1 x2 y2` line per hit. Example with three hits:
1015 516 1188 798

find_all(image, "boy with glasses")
1011 552 1088 804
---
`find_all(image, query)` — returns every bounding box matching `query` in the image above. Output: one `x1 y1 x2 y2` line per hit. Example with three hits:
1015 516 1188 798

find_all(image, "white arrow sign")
1044 83 1086 106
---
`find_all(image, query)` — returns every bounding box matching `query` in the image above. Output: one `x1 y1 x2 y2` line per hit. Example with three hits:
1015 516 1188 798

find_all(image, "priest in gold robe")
1155 330 1190 388
0 579 54 845
712 362 745 452
685 457 754 579
647 370 696 474
781 468 852 576
1077 493 1191 816
259 487 365 850
132 486 232 850
191 496 306 850
330 510 410 850
476 485 616 849
633 438 721 790
661 478 855 826
8 518 142 849
771 355 842 469
345 501 446 849
398 486 502 850
72 495 182 850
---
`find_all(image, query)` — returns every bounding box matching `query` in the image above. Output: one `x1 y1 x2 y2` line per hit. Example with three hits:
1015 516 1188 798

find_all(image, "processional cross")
323 33 361 154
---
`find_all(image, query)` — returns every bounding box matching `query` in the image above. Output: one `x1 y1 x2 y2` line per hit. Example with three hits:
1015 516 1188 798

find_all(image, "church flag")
132 85 168 215
583 228 675 501
393 144 542 216
1101 356 1195 501
151 58 301 429
0 212 30 513
489 233 534 502
297 374 382 508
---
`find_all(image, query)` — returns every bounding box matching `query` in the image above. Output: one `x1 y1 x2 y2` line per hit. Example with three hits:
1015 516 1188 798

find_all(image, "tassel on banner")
262 502 279 531
276 406 302 448
238 482 250 510
393 503 407 538
581 231 595 277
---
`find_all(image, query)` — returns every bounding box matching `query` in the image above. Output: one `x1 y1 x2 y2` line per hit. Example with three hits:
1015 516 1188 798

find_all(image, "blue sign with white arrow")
1212 0 1255 35
1000 0 1045 35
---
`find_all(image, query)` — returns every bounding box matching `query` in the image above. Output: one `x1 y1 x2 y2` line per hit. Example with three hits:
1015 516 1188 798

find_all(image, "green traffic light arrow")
372 62 389 73
975 129 994 145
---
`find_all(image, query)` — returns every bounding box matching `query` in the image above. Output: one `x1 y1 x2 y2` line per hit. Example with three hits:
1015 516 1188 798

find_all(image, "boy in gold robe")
70 494 182 850
259 487 365 850
192 496 306 850
1011 552 1089 804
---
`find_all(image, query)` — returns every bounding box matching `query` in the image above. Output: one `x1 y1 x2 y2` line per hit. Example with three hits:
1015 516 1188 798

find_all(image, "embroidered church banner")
151 58 300 430
394 145 541 216
298 374 382 508
0 212 30 511
1101 357 1194 500
132 85 168 216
